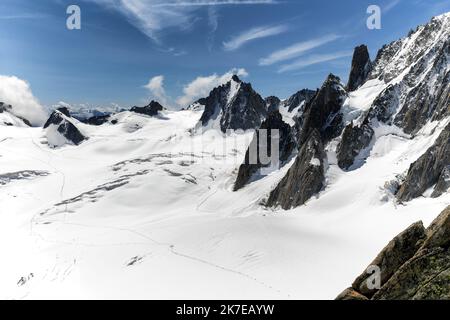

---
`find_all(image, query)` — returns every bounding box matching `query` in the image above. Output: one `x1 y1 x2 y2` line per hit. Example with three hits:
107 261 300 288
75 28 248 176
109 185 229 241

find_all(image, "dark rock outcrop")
234 110 295 191
396 122 450 202
347 45 372 92
130 101 164 117
44 110 87 145
336 122 375 170
284 89 316 113
265 96 281 113
56 107 71 117
266 129 326 209
337 206 450 300
84 115 111 126
199 76 268 133
298 74 346 146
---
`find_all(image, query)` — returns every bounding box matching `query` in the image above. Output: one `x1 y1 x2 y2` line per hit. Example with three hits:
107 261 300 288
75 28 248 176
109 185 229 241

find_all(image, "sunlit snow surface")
0 106 448 300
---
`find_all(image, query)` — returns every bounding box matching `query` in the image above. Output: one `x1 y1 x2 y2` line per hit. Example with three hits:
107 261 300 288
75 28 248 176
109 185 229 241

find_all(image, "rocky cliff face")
265 74 346 209
283 89 316 113
370 13 450 134
336 122 374 170
44 109 87 146
337 206 450 300
346 45 372 92
234 110 295 191
198 75 268 133
396 122 450 202
337 13 449 174
298 74 347 146
266 129 326 210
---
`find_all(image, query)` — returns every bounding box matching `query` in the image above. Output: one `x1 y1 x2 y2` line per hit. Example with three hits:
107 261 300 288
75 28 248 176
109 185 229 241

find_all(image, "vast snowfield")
0 91 449 299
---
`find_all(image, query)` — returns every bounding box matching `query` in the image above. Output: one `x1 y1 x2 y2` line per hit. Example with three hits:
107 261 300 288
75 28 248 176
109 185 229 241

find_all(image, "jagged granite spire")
346 45 372 92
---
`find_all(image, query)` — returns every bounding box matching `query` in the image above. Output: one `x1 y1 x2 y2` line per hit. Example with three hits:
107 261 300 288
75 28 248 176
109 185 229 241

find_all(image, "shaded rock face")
336 122 374 170
364 84 400 124
199 76 268 133
298 74 347 146
56 107 71 117
44 110 87 145
432 166 450 198
265 96 281 113
347 45 372 92
266 129 326 210
284 89 316 112
337 205 450 300
234 110 295 191
396 122 450 202
130 101 164 117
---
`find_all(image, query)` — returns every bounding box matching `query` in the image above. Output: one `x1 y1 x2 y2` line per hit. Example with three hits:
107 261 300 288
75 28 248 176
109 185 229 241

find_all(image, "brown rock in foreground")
336 206 450 300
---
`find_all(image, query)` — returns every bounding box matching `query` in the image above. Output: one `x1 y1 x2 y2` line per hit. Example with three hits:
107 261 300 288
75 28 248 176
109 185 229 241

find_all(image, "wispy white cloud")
259 34 342 66
143 75 169 105
223 24 288 51
0 13 48 20
89 0 277 42
176 68 248 107
207 7 219 51
384 0 401 13
277 51 352 73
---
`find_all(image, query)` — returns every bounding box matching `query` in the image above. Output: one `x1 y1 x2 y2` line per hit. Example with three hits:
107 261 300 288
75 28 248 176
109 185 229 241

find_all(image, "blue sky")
0 0 449 110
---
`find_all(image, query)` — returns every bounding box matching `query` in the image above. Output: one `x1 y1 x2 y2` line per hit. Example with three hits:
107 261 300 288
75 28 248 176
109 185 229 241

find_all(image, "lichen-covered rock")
337 122 374 170
336 206 450 300
396 122 450 202
335 288 369 301
347 45 372 92
266 129 326 209
351 222 426 298
234 110 295 191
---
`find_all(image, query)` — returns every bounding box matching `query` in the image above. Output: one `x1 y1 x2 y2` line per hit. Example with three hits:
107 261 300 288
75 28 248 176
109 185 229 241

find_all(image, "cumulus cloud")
259 34 342 66
90 0 277 42
143 75 169 105
176 68 248 107
223 24 288 51
0 75 47 126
